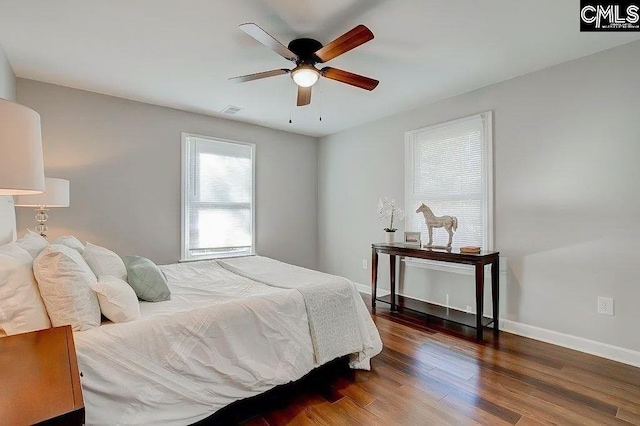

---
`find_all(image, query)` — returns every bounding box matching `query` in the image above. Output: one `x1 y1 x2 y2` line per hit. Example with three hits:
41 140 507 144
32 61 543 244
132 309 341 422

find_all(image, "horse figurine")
416 203 458 248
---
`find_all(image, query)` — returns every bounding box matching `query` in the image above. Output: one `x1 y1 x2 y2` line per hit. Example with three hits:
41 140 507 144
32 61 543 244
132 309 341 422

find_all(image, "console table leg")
492 258 499 335
475 263 485 341
371 249 378 309
390 255 397 312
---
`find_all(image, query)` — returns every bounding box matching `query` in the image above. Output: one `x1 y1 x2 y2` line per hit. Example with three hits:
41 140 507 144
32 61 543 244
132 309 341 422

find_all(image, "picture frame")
404 231 421 246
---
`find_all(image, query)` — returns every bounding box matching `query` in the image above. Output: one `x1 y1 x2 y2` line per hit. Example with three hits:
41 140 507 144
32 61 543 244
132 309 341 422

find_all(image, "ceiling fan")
230 23 379 107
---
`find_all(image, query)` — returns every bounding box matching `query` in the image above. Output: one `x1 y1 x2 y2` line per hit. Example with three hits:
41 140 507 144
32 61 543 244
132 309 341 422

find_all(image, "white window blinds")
181 134 255 260
405 112 493 249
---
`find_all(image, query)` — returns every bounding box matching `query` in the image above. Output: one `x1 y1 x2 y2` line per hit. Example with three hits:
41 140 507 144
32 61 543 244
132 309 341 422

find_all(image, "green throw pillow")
122 256 171 302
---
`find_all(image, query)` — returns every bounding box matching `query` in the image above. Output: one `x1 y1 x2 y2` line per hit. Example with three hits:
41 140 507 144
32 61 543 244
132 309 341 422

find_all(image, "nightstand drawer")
0 326 84 425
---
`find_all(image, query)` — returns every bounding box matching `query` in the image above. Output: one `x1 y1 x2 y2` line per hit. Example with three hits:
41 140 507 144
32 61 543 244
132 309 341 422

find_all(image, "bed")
0 196 382 425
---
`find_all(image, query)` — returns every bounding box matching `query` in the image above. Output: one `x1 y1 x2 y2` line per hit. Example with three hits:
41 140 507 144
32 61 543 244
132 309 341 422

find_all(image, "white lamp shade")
0 98 45 195
15 178 70 207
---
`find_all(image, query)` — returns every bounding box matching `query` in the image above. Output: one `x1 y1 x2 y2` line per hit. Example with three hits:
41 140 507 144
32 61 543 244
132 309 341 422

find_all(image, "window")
405 112 493 250
181 133 255 260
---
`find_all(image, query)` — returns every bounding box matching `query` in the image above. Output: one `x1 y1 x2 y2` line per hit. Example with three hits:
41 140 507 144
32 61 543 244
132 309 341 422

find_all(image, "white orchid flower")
378 196 405 231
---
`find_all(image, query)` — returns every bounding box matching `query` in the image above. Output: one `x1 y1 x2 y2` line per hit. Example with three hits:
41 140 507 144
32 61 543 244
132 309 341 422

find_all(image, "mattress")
74 258 381 425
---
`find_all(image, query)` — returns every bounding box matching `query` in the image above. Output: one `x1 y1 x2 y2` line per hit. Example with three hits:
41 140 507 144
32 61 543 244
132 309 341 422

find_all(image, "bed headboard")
0 196 17 245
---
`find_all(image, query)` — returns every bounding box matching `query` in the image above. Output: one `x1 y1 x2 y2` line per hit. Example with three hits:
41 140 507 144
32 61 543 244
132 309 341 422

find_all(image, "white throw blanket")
218 256 382 368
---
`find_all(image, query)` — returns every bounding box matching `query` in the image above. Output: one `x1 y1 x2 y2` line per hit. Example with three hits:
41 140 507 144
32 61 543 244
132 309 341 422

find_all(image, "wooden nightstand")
0 326 85 425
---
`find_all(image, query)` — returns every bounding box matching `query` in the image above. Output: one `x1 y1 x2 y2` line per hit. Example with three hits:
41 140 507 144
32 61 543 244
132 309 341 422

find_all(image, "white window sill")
179 252 256 263
402 258 475 275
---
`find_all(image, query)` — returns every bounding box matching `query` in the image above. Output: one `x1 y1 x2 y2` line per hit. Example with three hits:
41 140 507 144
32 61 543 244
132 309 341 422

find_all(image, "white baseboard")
356 282 640 368
355 282 390 297
354 283 372 294
500 319 640 368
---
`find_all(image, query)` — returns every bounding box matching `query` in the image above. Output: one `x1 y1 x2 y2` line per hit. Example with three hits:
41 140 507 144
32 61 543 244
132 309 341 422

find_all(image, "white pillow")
92 275 140 323
33 244 101 331
0 242 51 335
15 230 48 259
52 236 85 254
83 242 127 281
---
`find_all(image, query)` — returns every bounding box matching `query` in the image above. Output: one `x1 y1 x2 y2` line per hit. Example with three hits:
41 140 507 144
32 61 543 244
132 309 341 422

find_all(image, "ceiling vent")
221 105 243 115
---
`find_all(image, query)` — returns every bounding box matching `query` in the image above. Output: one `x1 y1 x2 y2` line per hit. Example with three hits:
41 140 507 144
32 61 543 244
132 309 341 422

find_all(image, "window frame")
180 132 256 262
404 112 494 269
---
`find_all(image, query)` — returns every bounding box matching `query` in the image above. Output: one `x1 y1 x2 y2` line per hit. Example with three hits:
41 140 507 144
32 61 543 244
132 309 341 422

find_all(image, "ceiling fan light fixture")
291 65 319 88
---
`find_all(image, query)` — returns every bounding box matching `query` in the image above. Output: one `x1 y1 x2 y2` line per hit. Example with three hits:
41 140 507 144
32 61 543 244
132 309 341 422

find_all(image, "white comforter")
74 258 382 426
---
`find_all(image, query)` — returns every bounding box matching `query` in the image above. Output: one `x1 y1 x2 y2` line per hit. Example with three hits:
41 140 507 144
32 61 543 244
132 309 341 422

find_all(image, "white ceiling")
0 1 638 137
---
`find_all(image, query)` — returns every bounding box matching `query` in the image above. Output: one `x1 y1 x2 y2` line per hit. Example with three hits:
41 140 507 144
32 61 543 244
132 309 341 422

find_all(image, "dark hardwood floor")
241 295 640 425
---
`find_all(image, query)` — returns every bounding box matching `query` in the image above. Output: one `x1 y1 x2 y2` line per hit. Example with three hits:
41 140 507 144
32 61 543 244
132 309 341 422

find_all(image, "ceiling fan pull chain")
319 80 323 122
289 79 294 124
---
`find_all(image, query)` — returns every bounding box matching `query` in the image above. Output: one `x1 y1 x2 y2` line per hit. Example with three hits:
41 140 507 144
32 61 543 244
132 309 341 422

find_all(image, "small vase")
385 231 395 244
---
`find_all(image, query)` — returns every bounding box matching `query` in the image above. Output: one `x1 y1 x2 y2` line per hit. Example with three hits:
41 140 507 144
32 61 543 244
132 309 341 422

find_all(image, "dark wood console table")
371 243 499 341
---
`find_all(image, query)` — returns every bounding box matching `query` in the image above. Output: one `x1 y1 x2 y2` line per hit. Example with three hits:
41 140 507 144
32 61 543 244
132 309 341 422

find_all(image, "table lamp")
0 98 45 195
15 178 70 238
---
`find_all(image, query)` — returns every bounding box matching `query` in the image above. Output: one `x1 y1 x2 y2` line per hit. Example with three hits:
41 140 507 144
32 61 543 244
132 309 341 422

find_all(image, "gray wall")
318 41 640 352
16 79 318 268
0 43 15 101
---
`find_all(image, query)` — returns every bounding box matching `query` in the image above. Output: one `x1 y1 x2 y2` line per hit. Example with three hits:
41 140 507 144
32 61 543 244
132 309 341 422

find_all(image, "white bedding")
74 258 382 425
219 256 382 369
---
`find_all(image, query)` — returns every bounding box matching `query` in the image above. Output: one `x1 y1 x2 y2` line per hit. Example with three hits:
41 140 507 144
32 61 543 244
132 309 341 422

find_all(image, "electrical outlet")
465 305 472 314
362 259 368 270
597 297 614 316
445 294 450 308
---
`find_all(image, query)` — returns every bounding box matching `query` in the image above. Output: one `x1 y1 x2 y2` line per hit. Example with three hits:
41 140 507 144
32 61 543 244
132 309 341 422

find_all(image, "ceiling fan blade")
239 23 299 62
321 67 379 91
229 68 290 83
314 25 374 63
297 86 312 106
